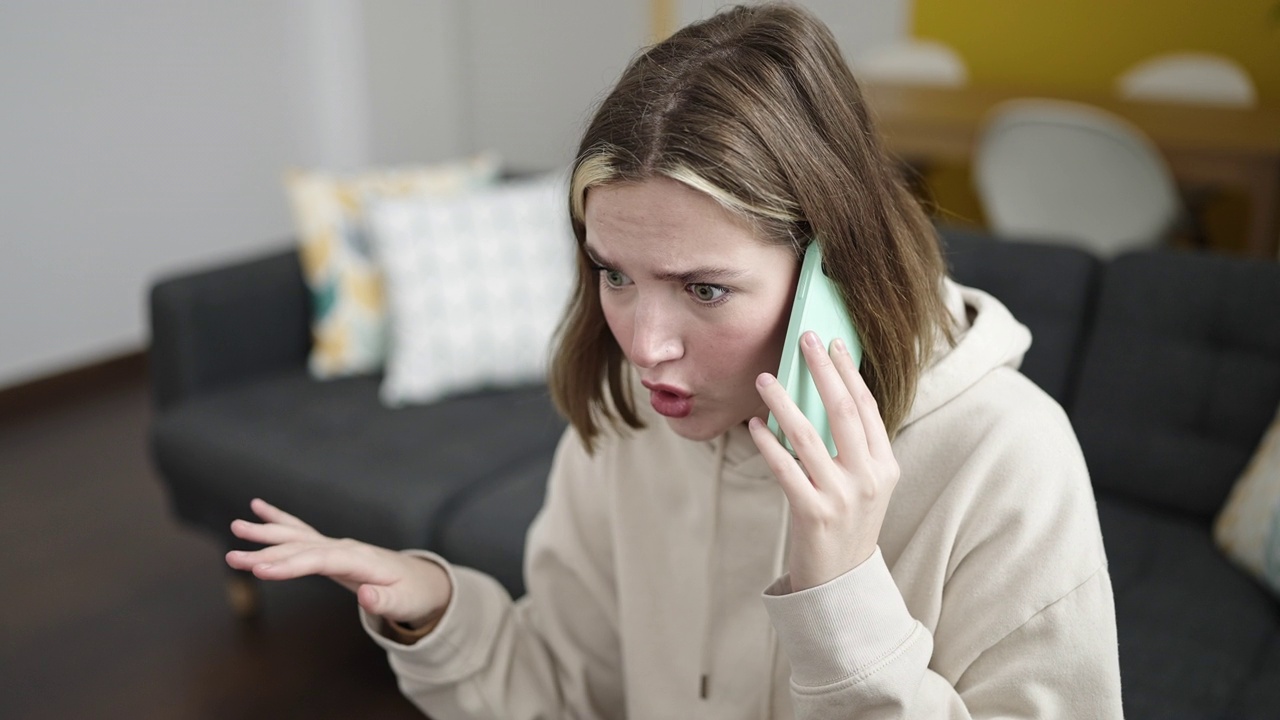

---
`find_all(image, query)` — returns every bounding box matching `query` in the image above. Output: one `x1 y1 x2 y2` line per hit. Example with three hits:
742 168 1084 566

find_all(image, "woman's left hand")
748 330 900 592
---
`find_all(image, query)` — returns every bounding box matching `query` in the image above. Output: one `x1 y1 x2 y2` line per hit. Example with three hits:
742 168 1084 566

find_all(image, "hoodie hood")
903 278 1032 428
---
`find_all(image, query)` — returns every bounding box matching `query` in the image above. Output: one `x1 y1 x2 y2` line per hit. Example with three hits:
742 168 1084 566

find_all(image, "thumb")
358 582 436 627
357 583 389 616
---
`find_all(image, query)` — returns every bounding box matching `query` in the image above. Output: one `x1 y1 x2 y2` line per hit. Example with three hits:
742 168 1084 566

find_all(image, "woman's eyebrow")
654 266 746 284
583 243 746 284
583 243 612 267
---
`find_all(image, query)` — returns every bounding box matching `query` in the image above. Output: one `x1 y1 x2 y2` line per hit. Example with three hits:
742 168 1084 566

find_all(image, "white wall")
0 0 905 390
461 0 648 172
0 0 462 389
364 0 468 165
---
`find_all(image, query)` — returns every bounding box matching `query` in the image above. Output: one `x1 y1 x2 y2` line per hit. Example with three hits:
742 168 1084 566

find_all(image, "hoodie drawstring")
761 494 792 717
699 434 729 700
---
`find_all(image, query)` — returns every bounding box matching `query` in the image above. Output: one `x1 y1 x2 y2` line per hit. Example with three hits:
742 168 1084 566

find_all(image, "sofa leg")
227 572 262 620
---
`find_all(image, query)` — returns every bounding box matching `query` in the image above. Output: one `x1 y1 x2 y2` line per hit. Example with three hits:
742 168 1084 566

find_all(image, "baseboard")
0 350 148 423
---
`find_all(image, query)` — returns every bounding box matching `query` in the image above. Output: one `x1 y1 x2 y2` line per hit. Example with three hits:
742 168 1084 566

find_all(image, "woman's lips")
643 381 693 418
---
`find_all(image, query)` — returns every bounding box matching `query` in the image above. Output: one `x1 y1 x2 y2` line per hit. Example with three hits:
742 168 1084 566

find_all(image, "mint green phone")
766 242 863 457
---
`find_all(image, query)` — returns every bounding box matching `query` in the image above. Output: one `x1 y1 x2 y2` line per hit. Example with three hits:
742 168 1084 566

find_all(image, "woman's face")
584 177 800 442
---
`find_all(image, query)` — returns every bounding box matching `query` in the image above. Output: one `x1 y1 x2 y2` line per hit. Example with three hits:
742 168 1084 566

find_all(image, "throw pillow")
284 153 502 379
1214 404 1280 597
366 172 575 406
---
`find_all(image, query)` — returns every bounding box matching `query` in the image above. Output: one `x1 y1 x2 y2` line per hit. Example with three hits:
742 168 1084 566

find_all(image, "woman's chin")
662 414 729 443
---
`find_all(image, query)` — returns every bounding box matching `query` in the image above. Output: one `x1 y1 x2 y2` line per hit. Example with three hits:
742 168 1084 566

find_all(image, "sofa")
149 225 1280 719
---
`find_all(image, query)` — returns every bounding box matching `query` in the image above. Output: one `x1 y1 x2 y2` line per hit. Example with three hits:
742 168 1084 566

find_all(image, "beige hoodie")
361 280 1124 719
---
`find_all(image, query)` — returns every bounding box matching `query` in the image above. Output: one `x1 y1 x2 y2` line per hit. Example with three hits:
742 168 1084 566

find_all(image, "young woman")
226 4 1124 718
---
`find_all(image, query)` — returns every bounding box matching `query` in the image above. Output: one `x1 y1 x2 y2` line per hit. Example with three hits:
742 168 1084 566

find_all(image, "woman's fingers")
225 542 312 570
747 413 817 511
227 541 394 596
830 338 893 462
798 331 869 464
250 540 398 587
754 369 831 478
250 498 315 532
230 518 317 546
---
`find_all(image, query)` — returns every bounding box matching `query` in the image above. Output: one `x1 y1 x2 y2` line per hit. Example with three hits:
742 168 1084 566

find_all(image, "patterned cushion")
284 154 502 379
366 172 575 406
1215 405 1280 598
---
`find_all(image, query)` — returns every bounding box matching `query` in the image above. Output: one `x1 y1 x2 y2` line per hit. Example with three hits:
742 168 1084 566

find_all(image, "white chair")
972 99 1182 258
856 39 968 88
1116 52 1257 107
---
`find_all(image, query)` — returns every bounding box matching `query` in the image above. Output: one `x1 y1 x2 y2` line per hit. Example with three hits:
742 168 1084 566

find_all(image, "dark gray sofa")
149 226 1280 719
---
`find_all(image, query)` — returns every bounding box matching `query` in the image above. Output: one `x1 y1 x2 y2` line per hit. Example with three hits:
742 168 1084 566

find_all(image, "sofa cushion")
367 172 575 407
940 226 1101 408
1071 251 1280 519
1100 496 1280 719
152 370 565 551
1231 634 1280 718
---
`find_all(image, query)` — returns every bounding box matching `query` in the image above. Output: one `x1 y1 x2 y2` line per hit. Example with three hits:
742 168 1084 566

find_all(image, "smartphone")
766 241 863 457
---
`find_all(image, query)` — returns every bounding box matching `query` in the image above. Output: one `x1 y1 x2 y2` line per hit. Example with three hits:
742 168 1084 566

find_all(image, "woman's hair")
550 2 953 452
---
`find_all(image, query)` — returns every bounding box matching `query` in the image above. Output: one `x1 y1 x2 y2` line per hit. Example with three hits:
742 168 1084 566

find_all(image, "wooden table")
863 82 1280 259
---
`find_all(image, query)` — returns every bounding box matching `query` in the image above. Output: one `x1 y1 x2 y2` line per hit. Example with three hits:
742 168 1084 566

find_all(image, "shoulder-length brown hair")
550 2 953 453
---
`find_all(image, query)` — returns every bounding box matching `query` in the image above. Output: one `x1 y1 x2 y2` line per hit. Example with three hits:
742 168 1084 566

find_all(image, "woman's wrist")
384 607 446 643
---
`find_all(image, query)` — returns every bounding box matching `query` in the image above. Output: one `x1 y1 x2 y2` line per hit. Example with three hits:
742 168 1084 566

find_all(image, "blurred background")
1 1 1277 718
1 0 1277 392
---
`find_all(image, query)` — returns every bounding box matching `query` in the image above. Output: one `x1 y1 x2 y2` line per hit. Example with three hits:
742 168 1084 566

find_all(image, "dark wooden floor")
0 376 423 720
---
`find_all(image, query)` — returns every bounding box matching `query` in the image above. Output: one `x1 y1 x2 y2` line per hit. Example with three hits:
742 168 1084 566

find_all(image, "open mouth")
642 381 693 419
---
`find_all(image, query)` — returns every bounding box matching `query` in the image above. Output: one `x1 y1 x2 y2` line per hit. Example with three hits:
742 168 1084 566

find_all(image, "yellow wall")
914 0 1280 102
912 0 1280 250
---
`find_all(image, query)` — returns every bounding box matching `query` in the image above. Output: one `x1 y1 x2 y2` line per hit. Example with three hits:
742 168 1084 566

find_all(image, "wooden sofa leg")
227 572 262 620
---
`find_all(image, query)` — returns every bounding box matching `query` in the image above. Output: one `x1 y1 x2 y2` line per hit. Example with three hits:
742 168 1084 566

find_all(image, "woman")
226 4 1123 718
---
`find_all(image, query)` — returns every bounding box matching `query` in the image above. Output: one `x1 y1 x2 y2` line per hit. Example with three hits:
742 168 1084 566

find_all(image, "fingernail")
255 563 273 571
748 417 763 431
757 373 775 387
832 338 847 355
803 331 820 348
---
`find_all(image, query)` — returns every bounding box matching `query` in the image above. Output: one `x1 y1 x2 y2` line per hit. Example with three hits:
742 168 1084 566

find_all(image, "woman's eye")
690 284 728 303
601 269 631 288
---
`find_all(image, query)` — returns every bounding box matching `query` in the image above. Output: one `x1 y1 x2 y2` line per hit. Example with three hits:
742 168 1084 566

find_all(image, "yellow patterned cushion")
284 154 501 378
1214 405 1280 598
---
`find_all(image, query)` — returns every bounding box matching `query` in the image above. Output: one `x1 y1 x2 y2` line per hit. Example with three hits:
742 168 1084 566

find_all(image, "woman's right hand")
225 498 452 628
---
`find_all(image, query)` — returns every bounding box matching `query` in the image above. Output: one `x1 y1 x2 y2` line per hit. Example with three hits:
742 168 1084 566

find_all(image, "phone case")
766 242 863 457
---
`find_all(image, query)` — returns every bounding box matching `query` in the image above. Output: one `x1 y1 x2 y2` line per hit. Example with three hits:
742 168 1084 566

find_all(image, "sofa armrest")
149 245 311 411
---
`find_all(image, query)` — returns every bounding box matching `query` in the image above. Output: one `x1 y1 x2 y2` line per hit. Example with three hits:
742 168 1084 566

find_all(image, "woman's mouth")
643 381 693 418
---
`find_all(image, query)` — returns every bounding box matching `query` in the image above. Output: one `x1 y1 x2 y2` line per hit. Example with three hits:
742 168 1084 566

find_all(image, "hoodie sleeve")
761 551 1123 719
360 428 623 720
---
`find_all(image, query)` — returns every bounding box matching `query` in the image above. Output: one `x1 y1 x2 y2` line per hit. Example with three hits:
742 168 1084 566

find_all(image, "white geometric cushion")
367 172 575 406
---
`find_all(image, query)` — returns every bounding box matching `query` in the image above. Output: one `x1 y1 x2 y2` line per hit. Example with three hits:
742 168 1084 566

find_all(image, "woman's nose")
628 302 684 369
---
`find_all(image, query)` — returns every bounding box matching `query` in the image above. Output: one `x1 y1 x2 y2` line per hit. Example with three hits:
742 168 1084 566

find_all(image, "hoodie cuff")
761 547 924 688
359 550 509 683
